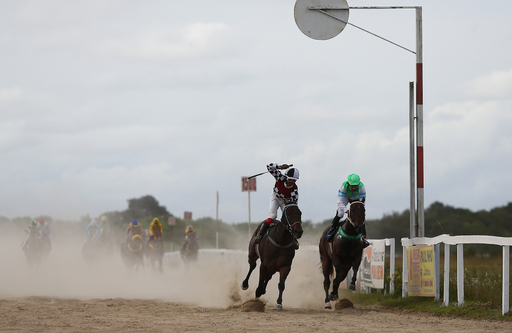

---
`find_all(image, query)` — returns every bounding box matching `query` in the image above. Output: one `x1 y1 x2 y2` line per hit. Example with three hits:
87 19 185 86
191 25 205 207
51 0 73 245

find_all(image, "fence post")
503 245 510 315
402 244 408 297
434 244 440 300
389 238 395 294
443 243 450 306
457 243 464 306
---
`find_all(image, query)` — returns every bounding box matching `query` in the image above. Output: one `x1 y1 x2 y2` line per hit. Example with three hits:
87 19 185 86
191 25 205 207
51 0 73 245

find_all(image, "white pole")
216 191 219 249
416 7 425 237
503 245 510 315
248 191 251 241
457 243 464 306
444 243 450 306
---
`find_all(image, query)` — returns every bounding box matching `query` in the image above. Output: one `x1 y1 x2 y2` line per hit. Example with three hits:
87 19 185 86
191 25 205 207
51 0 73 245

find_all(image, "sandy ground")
2 297 511 333
1 231 510 332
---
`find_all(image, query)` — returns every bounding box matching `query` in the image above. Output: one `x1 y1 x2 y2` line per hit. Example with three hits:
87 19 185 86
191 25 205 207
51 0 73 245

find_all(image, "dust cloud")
0 227 327 310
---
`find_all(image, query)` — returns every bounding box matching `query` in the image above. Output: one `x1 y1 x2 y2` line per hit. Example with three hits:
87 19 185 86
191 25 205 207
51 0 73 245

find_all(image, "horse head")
282 204 303 240
347 201 366 234
128 234 143 252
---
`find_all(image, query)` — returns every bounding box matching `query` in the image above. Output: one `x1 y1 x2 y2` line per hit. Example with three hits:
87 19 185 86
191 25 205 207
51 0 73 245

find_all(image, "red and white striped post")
415 7 424 237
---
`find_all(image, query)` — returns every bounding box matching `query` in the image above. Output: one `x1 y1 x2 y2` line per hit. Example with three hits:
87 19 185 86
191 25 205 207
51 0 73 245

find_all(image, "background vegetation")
3 196 512 254
3 196 511 317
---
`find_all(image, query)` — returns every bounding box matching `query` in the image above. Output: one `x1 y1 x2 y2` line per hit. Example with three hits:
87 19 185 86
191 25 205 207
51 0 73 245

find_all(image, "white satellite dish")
294 0 349 40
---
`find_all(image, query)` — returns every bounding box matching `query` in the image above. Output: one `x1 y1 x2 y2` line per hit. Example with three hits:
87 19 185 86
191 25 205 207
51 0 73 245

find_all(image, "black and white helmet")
286 168 300 181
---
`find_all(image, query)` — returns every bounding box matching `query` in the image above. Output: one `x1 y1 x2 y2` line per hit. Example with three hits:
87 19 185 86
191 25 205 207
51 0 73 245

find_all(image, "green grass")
342 291 512 321
340 254 512 321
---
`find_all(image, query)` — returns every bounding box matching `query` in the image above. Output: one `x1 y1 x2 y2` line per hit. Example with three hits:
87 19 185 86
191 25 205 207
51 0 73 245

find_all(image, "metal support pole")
416 7 425 237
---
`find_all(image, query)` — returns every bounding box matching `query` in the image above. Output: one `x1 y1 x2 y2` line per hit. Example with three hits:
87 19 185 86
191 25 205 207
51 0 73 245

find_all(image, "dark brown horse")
121 234 145 270
145 229 164 272
180 232 198 264
319 201 366 309
23 232 42 269
241 204 303 310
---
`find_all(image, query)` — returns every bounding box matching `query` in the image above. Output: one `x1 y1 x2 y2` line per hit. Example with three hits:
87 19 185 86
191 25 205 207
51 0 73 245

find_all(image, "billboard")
358 240 385 289
406 245 435 297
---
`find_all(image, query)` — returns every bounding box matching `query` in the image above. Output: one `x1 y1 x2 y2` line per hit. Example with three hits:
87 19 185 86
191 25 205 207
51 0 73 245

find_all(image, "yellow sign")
406 245 435 297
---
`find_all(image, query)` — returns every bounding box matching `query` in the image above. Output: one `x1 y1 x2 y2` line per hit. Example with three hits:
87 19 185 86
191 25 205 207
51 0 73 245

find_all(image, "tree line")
2 196 511 254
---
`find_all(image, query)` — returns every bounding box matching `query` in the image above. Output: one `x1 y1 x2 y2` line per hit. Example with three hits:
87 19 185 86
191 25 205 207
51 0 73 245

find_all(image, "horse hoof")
349 283 356 291
329 294 338 302
275 304 283 311
241 284 248 291
324 302 332 309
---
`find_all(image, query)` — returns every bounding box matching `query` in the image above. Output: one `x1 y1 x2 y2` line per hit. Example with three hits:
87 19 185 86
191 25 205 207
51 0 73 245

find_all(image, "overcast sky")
1 0 511 224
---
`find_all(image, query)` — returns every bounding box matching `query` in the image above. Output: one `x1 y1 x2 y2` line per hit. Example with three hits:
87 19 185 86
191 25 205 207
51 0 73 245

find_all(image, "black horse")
180 232 199 264
121 234 145 271
319 201 366 309
241 204 303 310
145 229 164 272
23 232 42 269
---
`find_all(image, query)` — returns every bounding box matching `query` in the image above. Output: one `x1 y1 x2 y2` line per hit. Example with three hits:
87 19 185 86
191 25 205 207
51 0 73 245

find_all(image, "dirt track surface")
1 297 511 333
2 235 510 333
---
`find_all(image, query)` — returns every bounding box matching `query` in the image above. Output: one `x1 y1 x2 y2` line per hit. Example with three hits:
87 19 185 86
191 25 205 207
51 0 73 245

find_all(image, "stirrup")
294 240 299 250
362 238 370 248
254 234 263 244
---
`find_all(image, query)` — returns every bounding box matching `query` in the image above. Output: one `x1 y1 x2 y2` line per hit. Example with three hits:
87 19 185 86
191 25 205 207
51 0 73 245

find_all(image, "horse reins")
265 204 302 249
345 201 366 229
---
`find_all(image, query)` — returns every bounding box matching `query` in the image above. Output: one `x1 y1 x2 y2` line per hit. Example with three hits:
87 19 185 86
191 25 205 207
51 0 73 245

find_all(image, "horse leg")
349 260 361 291
321 258 334 308
329 260 350 301
275 266 291 310
241 260 256 290
255 265 272 298
320 239 334 308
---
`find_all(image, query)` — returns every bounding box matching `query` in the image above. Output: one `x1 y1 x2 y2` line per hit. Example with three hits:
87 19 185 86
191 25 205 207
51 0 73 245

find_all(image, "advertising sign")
406 245 435 297
358 240 385 289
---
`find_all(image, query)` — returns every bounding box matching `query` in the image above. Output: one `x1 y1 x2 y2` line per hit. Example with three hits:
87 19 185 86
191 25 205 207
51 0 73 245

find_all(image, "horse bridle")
263 204 302 249
345 201 366 229
281 204 302 236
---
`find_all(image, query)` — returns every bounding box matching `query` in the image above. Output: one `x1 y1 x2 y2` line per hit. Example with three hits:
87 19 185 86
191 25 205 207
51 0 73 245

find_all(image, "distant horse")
23 233 42 268
180 232 198 264
145 229 164 272
319 201 366 309
82 232 103 263
121 234 145 271
241 203 303 310
38 231 52 261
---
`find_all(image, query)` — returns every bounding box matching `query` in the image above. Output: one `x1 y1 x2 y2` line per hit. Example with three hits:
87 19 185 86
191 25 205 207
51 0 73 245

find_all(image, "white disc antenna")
294 0 349 40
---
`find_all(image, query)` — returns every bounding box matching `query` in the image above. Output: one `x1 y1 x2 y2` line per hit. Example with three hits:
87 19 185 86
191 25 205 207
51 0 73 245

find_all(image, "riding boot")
325 213 341 242
361 225 370 248
254 221 270 244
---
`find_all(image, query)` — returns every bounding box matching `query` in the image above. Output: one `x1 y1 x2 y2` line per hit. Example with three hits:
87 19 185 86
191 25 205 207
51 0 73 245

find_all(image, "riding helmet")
347 173 361 186
286 168 300 181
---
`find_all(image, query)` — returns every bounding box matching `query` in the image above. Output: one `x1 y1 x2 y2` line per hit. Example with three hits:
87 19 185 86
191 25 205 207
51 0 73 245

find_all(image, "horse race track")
1 297 511 332
1 235 510 332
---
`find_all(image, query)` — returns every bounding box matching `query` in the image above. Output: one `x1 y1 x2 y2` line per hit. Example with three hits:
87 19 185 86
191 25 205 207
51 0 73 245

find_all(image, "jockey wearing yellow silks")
182 224 198 250
149 218 163 239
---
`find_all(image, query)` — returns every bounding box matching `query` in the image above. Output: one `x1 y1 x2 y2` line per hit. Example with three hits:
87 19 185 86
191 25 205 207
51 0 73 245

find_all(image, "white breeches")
267 192 285 220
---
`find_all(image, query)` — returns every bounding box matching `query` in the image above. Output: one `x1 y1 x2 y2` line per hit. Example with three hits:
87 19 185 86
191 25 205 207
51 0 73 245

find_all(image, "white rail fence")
402 234 511 315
